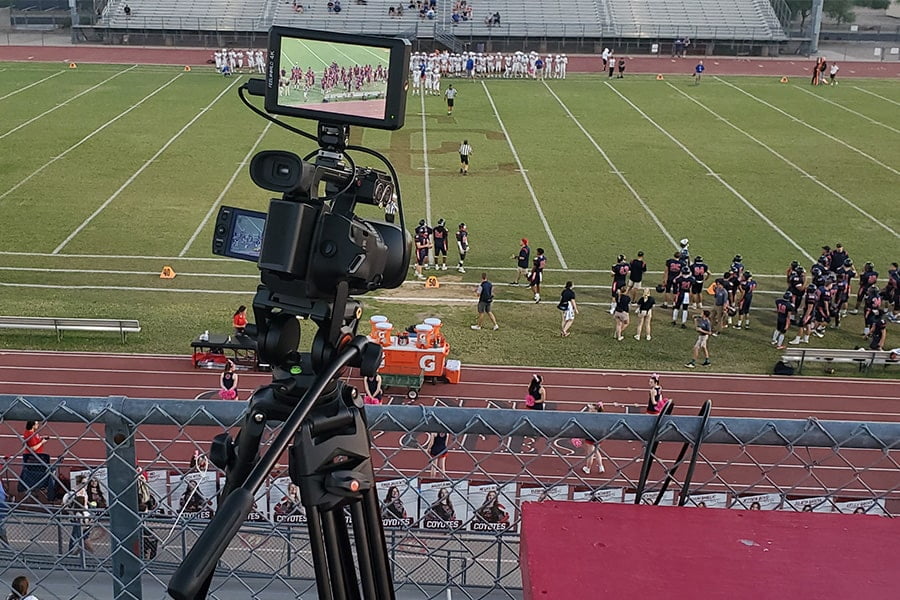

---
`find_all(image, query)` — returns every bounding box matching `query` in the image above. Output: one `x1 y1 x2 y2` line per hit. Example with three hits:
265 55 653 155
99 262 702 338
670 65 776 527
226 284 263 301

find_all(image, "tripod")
168 286 395 600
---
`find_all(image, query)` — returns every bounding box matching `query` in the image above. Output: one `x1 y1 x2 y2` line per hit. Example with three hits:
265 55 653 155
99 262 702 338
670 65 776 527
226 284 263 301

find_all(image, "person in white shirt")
829 63 839 85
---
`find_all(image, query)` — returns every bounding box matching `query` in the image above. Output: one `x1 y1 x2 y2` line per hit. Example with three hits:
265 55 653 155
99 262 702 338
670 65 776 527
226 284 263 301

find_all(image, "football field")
0 62 897 373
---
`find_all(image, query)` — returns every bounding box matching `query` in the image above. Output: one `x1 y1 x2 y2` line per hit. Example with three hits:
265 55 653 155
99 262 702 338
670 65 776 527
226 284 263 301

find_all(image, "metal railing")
1 394 898 599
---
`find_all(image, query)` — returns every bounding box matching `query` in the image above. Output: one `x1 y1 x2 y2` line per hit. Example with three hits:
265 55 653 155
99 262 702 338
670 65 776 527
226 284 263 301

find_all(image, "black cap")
637 251 644 256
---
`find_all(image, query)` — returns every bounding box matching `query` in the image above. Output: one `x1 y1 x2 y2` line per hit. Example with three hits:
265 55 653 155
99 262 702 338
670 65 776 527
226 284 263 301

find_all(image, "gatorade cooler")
414 324 433 349
369 315 388 339
423 318 443 343
444 359 462 384
375 322 393 346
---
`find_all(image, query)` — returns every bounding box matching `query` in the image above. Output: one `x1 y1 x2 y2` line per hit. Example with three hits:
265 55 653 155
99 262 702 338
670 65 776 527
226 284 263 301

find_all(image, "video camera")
168 26 411 600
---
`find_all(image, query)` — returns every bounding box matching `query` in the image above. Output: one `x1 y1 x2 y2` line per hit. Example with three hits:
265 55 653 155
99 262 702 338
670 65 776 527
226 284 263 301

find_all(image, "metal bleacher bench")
781 347 899 374
0 316 141 342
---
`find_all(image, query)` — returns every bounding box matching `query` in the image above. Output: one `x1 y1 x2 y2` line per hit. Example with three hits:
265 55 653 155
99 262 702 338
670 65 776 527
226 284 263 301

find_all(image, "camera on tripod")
168 26 410 600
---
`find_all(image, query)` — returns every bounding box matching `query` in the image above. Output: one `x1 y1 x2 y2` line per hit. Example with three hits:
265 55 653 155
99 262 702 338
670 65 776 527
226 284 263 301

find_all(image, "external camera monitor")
213 206 268 262
265 26 410 130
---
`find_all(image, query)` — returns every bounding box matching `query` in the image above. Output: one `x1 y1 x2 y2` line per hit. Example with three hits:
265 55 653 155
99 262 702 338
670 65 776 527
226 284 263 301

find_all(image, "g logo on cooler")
419 355 436 371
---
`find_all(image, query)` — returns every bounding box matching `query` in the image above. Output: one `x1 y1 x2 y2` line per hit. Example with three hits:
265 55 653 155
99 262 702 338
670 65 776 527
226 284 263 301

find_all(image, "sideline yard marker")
780 76 789 83
69 62 77 69
425 276 440 289
656 74 664 80
160 265 176 279
184 65 192 72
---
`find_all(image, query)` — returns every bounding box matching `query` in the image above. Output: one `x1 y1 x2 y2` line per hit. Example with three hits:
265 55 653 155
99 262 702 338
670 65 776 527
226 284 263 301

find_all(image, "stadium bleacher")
99 0 785 41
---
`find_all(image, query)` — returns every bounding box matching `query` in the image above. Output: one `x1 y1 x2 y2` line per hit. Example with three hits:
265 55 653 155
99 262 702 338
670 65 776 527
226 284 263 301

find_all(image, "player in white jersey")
558 54 568 79
544 54 553 79
432 68 442 95
236 51 244 70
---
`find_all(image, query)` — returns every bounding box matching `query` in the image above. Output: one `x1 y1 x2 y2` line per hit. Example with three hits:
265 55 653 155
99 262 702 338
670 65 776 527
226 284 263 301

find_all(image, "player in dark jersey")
510 238 530 285
730 254 745 282
456 223 469 274
789 284 819 345
862 286 883 337
852 263 878 314
689 256 709 309
788 266 806 316
610 255 630 314
414 229 432 280
671 266 695 328
529 248 547 303
663 252 685 308
832 261 852 327
626 251 647 301
734 273 757 329
772 291 796 349
431 218 449 271
886 262 900 321
813 278 835 337
818 246 833 271
869 312 888 350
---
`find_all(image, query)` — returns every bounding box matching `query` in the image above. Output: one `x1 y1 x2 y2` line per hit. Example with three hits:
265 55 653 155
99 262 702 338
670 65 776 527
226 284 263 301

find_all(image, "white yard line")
606 82 816 263
52 77 243 254
419 90 433 228
179 122 273 256
667 83 898 240
542 81 677 250
481 81 568 269
0 70 64 102
0 66 137 140
0 252 793 278
0 74 184 204
793 85 900 135
851 86 900 108
0 265 785 294
715 77 900 178
0 266 256 278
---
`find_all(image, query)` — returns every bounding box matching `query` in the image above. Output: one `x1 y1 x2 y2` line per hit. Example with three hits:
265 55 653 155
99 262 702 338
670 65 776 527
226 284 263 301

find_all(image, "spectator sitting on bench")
233 305 248 337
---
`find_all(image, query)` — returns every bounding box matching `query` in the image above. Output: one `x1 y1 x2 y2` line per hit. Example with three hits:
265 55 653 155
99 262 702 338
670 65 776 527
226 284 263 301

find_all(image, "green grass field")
1 62 898 375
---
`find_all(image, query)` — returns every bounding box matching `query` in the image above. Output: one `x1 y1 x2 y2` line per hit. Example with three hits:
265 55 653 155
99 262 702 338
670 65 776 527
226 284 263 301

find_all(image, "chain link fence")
1 394 898 599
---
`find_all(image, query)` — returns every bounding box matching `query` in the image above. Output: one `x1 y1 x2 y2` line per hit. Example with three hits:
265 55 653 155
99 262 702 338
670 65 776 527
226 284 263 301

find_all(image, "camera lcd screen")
265 27 410 130
221 207 267 262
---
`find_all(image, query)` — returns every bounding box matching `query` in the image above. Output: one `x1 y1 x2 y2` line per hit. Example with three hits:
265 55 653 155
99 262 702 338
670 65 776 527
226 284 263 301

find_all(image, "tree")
787 0 813 29
824 0 856 23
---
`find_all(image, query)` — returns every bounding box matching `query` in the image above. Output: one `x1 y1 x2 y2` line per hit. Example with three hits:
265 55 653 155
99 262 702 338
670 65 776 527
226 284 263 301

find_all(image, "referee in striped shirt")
458 140 473 175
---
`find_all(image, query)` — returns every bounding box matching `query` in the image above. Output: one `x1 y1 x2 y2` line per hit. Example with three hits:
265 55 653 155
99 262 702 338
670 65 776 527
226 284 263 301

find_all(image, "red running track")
2 45 900 79
1 350 898 505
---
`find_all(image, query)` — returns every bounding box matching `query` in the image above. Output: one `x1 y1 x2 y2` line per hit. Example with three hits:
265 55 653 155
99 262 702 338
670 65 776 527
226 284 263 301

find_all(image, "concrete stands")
97 0 785 41
605 0 785 39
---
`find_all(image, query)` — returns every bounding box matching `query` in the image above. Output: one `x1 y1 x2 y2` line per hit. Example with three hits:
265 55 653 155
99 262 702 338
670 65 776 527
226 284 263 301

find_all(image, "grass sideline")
0 63 897 377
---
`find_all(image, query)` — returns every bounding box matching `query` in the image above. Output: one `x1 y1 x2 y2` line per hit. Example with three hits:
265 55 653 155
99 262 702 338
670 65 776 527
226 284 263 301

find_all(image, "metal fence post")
104 397 143 600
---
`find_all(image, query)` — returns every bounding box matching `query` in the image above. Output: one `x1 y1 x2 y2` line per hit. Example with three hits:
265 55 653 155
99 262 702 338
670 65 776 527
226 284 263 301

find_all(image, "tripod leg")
361 487 395 599
334 509 361 600
322 508 354 600
349 500 377 600
307 506 335 600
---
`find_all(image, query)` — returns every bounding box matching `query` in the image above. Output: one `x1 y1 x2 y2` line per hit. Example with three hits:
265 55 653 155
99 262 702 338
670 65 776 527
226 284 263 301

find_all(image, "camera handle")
167 326 391 600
